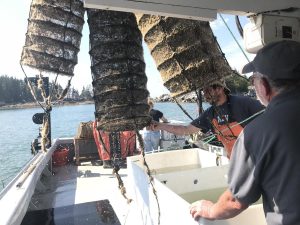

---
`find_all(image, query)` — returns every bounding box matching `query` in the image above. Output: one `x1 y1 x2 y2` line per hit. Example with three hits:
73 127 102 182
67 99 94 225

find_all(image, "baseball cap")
242 40 300 80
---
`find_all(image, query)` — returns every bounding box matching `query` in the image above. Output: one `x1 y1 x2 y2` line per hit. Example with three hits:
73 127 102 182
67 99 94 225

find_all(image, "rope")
123 28 161 224
210 104 238 141
97 130 133 204
48 74 59 103
57 77 72 100
20 64 46 111
19 0 76 154
218 14 250 63
172 97 194 121
135 129 161 225
202 109 265 144
40 115 50 152
37 73 48 102
127 47 161 224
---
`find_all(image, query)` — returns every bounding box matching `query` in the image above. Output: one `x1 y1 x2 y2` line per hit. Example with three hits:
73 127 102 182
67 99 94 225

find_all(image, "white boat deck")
23 160 140 225
0 138 267 225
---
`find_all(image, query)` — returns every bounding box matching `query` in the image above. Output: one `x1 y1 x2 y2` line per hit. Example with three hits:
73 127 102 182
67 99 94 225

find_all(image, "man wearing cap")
153 78 264 158
189 40 300 225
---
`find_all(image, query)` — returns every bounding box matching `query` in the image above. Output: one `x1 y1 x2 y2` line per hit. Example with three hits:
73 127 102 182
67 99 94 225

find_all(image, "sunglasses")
203 84 219 91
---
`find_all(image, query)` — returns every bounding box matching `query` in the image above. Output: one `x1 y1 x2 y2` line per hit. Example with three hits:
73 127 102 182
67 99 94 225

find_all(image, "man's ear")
261 78 271 96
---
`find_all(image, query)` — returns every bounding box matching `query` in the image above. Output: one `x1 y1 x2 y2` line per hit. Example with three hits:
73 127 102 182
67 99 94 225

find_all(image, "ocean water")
0 102 203 191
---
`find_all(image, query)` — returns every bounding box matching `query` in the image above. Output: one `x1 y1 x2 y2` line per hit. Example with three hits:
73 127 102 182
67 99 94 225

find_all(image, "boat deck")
21 160 137 225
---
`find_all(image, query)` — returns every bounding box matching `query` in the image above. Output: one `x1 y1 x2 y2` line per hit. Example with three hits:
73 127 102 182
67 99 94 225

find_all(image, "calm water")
0 102 203 191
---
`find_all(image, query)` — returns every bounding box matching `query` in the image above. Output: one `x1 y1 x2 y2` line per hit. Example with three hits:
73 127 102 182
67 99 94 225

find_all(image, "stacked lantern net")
87 9 151 132
20 0 85 152
20 0 85 76
136 14 233 97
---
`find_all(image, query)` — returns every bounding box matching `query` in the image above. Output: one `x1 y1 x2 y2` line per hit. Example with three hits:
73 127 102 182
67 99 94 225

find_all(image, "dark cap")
242 40 300 80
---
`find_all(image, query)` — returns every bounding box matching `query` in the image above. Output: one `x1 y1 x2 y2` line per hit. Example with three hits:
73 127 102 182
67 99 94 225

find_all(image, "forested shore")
1 73 251 109
0 75 93 108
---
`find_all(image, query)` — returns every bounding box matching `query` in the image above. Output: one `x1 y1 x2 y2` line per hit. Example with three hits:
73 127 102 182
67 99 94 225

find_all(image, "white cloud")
210 19 224 30
210 15 229 30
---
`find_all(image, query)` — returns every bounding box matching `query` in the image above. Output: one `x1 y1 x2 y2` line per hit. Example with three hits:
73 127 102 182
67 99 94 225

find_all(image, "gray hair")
262 74 300 93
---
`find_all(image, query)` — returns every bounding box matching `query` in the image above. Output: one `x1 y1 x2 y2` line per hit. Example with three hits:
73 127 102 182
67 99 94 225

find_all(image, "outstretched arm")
153 122 200 136
190 189 248 221
160 116 168 123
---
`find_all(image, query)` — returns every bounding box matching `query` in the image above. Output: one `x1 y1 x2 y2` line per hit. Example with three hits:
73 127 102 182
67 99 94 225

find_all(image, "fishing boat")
0 0 299 225
1 136 266 225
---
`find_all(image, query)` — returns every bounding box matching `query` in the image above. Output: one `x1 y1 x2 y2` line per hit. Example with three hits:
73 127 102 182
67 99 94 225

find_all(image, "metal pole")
197 89 204 115
44 77 52 148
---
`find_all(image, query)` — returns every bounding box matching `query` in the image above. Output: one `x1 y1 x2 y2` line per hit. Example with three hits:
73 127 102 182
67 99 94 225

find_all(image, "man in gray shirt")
190 40 300 225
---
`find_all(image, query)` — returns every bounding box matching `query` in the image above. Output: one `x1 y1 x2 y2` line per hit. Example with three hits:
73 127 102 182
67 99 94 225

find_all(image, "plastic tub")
52 148 69 166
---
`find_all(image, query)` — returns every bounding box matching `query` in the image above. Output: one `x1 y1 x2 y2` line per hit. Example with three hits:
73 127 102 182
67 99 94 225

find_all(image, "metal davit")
136 15 233 97
87 9 151 132
20 0 85 76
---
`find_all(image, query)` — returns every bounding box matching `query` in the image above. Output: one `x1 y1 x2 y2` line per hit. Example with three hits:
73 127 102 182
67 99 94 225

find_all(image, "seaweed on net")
87 9 151 132
20 0 85 152
20 0 85 76
136 14 233 97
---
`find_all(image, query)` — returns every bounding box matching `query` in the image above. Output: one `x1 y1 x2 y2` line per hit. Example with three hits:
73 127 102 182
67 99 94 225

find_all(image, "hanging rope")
20 64 46 111
97 130 133 204
20 0 83 154
40 115 50 152
172 97 194 121
135 128 161 225
125 36 161 224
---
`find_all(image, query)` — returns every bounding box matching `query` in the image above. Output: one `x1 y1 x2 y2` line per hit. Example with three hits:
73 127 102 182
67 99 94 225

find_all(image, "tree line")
0 73 249 105
0 75 93 104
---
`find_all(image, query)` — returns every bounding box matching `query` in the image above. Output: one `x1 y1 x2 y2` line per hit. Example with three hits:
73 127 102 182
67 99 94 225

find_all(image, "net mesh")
136 14 233 97
87 9 151 132
20 0 85 76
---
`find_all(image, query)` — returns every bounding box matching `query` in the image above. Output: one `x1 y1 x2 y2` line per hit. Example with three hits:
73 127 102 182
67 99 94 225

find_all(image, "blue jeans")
143 131 160 152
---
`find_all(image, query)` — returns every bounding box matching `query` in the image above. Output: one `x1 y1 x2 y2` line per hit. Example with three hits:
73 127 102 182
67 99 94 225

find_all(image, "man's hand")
190 200 215 221
190 190 248 221
150 120 161 131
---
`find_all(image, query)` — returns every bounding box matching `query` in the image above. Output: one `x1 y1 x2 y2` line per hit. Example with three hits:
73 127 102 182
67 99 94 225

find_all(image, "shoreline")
0 100 94 110
0 99 197 111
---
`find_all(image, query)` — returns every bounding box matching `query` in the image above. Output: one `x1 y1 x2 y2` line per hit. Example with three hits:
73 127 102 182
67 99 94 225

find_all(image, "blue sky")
0 0 254 97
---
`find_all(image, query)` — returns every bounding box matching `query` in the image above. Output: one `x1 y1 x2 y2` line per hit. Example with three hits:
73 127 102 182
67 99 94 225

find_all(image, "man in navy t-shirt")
154 79 264 158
